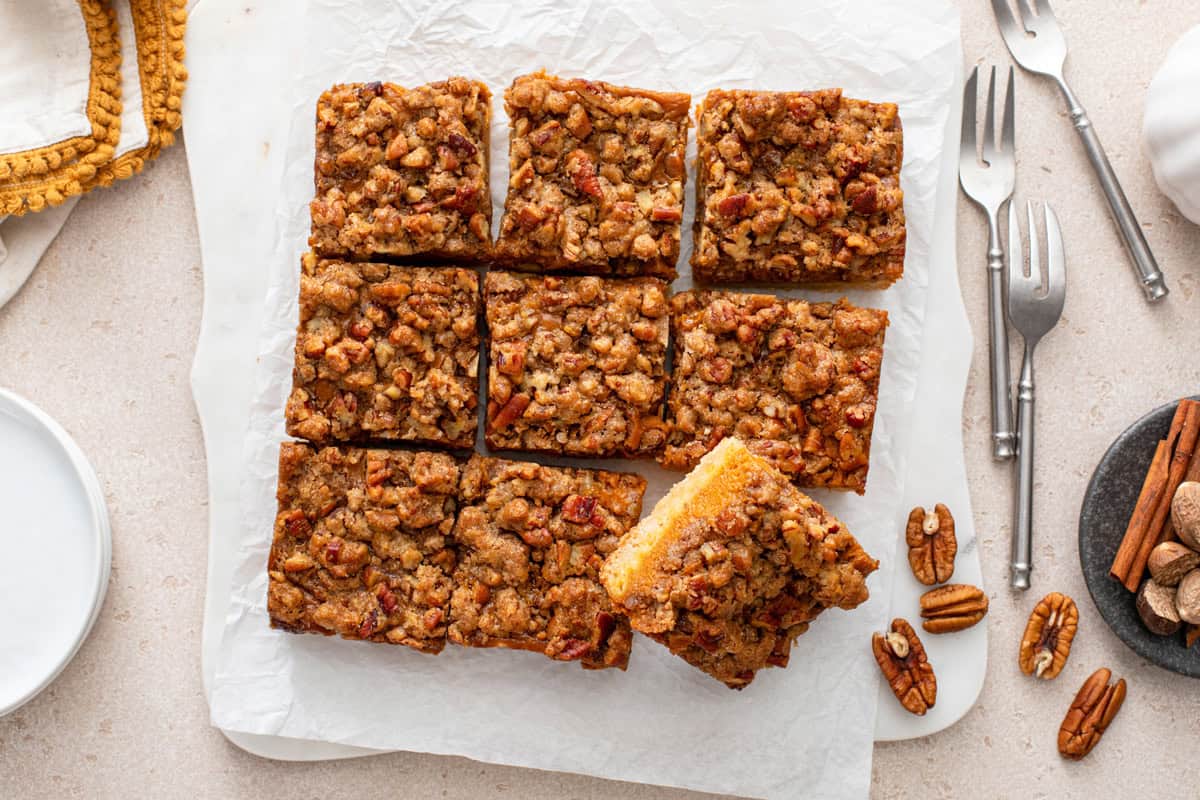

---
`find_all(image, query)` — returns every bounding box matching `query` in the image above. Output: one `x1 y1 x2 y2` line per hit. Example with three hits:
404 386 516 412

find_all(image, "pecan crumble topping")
448 455 645 670
285 254 480 449
309 79 492 261
268 443 460 653
660 290 888 493
602 437 877 688
691 88 905 285
495 71 691 278
484 271 670 458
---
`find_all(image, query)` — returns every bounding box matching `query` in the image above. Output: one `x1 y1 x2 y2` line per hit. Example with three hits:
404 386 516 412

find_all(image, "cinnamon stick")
1187 624 1200 649
1160 429 1200 544
1125 401 1200 591
1110 439 1172 585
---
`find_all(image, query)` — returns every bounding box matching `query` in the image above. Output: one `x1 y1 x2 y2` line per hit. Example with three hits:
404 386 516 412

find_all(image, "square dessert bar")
601 437 878 688
484 271 670 458
494 71 691 279
268 442 460 653
448 455 645 670
285 255 480 449
661 290 888 493
309 79 492 261
691 88 905 285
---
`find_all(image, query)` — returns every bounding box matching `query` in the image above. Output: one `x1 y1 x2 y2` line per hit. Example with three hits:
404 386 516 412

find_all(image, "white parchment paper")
210 2 960 797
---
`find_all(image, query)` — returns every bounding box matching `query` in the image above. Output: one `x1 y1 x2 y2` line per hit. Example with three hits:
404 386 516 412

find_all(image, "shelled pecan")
919 584 988 633
1019 592 1078 679
872 618 936 715
1058 668 1126 760
906 504 956 585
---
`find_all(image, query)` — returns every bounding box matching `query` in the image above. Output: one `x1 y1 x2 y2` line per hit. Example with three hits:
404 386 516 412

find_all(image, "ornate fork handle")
1056 80 1168 302
1011 345 1035 590
986 212 1016 460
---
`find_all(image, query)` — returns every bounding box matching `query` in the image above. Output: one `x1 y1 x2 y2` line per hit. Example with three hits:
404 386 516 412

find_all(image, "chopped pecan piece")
919 583 988 633
1018 592 1078 680
906 504 957 585
1058 668 1126 760
872 618 937 715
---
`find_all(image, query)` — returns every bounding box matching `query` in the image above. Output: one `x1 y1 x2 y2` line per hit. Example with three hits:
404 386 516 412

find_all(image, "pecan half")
1019 592 1078 680
919 583 988 634
1058 668 1126 760
906 504 956 585
872 618 937 716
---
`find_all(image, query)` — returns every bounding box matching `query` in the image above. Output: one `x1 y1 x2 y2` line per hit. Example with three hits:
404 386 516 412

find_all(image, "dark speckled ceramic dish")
1079 396 1200 677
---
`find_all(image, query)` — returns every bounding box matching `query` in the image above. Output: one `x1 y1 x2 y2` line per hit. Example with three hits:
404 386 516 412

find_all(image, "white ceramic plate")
0 388 111 716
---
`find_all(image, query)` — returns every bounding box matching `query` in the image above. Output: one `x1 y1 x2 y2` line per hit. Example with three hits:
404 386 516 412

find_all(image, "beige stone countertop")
3 1 1200 797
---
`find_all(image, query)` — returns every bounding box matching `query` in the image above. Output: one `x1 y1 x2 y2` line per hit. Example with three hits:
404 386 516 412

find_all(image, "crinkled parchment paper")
209 2 959 797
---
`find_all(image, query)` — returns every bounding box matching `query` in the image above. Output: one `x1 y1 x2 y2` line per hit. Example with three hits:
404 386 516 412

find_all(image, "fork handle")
1057 81 1168 302
1011 344 1035 590
986 215 1016 460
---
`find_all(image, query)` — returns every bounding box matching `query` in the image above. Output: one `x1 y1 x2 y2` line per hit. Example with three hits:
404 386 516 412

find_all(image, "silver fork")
992 0 1168 302
1007 201 1066 590
959 65 1017 461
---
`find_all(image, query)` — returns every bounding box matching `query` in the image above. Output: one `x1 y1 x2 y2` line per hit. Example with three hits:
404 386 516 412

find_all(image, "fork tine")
1008 202 1023 292
1016 0 1036 27
1044 203 1066 298
1001 67 1015 154
1033 0 1056 17
1026 201 1041 285
991 0 1021 40
962 66 978 158
982 67 998 163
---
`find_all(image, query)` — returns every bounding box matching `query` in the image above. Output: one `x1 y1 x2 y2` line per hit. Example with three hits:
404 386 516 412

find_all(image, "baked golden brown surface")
660 290 888 493
691 88 905 285
268 442 460 653
309 79 492 261
602 437 877 688
484 271 670 458
285 255 480 449
448 455 645 670
495 71 690 278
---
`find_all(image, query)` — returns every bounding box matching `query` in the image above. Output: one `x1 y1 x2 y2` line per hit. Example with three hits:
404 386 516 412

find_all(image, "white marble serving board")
183 0 981 762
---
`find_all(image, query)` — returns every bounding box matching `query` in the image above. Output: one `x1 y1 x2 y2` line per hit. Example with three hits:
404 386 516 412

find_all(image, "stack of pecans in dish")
268 71 908 688
1110 398 1200 646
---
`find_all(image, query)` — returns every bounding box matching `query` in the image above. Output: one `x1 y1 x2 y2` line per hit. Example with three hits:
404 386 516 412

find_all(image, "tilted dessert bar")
448 455 645 670
660 290 887 494
495 71 691 279
691 88 905 285
309 79 492 261
285 254 480 449
268 442 460 653
484 271 670 458
602 437 878 688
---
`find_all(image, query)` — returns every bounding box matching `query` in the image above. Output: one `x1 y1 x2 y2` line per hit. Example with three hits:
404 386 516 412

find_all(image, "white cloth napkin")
0 0 158 311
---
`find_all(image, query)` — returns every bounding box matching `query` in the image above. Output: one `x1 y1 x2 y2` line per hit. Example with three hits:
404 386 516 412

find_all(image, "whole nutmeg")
1137 578 1182 636
1176 570 1200 625
1171 481 1200 551
1148 541 1200 587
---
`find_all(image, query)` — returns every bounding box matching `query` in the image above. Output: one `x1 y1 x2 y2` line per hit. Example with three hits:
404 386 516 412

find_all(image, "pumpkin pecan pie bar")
494 71 690 279
309 79 492 261
268 442 460 653
602 437 878 688
660 290 887 494
484 271 670 458
691 88 905 285
448 455 644 670
285 254 480 449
